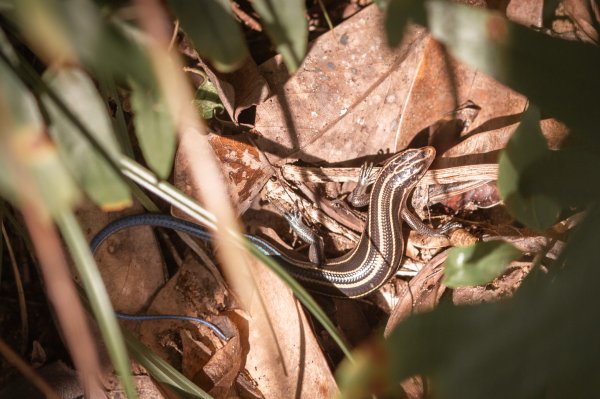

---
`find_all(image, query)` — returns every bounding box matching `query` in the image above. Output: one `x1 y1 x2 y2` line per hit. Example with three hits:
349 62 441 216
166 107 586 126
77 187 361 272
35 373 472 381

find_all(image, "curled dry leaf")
180 37 271 122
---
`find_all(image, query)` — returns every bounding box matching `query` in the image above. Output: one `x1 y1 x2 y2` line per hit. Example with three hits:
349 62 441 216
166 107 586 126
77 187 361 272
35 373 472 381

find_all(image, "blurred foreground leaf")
43 68 132 211
338 205 600 399
166 0 248 73
443 241 521 287
10 0 157 93
425 0 600 135
498 106 560 230
130 80 176 179
385 0 426 46
0 32 79 216
252 0 308 72
520 147 600 210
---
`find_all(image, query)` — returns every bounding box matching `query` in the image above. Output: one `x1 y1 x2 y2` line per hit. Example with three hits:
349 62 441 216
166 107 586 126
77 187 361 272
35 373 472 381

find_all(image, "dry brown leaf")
242 257 338 398
173 132 273 216
563 0 600 43
181 329 242 398
253 4 535 165
255 6 430 164
75 200 166 313
103 363 164 398
180 38 271 122
506 0 544 27
133 254 243 395
384 253 447 337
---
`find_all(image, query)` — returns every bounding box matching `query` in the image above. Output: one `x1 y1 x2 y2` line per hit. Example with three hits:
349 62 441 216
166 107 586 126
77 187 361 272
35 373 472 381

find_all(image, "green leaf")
42 68 132 211
385 0 426 47
193 76 224 120
14 0 155 87
252 0 308 72
338 205 600 399
166 0 248 73
425 0 600 134
498 106 561 230
130 80 176 179
443 241 521 287
0 31 80 216
520 148 600 209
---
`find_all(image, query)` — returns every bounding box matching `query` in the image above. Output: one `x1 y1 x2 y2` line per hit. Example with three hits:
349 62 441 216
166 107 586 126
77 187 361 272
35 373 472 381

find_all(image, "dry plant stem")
295 182 365 232
21 203 103 398
134 0 338 390
2 223 28 354
134 0 294 389
0 338 61 399
134 0 249 302
317 0 335 32
167 19 179 52
230 0 262 31
281 163 498 186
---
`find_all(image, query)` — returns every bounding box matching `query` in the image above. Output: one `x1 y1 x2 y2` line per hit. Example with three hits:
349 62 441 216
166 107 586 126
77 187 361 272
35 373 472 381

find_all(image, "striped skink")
92 146 456 300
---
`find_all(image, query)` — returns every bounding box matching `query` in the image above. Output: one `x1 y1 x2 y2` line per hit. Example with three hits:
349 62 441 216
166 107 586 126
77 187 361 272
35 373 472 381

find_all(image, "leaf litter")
77 1 589 398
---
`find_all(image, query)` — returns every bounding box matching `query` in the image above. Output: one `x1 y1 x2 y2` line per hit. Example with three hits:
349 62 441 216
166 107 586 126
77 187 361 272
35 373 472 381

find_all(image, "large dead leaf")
253 4 529 164
242 257 338 398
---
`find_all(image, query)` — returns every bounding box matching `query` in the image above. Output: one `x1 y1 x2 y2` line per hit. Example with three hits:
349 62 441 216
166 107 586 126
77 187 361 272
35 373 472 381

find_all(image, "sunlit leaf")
166 0 248 73
193 76 224 120
498 106 561 230
130 80 176 179
42 68 131 211
425 0 600 134
443 241 521 287
252 0 308 72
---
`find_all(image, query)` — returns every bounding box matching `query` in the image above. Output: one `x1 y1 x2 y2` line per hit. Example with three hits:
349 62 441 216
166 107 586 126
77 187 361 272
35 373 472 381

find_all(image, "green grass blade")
245 241 354 362
123 330 213 399
56 210 137 399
